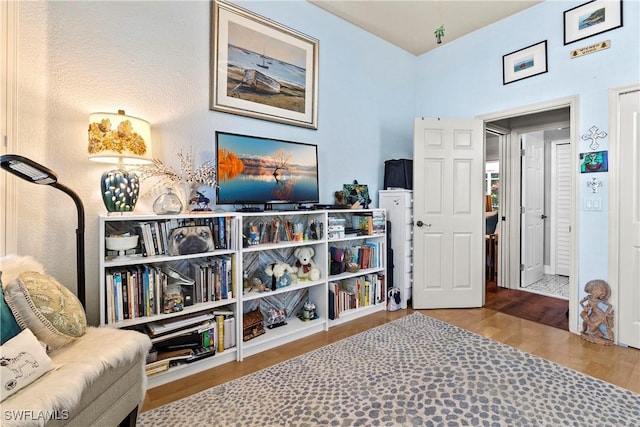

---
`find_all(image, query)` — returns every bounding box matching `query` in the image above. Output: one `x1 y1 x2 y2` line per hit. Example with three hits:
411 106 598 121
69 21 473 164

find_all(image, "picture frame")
343 183 370 208
564 0 623 45
580 151 609 173
502 41 548 85
210 0 319 129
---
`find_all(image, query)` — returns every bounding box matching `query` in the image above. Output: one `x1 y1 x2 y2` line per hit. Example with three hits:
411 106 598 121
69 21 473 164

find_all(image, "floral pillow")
4 272 87 350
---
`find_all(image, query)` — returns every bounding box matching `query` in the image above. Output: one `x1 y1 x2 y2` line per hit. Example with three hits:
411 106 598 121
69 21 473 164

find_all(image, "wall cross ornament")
581 126 607 150
587 176 603 193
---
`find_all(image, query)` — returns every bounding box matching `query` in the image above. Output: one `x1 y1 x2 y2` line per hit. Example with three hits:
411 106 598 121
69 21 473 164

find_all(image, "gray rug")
138 313 640 426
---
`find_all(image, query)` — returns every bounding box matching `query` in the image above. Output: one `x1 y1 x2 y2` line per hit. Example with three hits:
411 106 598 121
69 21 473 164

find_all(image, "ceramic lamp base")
101 169 140 212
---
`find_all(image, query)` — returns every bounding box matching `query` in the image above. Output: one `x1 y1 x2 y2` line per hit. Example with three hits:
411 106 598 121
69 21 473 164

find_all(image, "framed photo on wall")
564 0 623 45
210 0 319 129
502 41 548 85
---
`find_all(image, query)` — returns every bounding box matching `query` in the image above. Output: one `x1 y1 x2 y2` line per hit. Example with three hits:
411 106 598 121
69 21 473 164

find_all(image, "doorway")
481 99 576 332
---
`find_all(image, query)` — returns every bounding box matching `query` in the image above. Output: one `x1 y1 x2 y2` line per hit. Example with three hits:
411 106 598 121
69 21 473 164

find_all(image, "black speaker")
384 159 413 189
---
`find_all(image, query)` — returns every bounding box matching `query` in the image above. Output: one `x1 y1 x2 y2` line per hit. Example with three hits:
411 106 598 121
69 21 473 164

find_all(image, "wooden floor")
484 279 569 330
142 288 639 412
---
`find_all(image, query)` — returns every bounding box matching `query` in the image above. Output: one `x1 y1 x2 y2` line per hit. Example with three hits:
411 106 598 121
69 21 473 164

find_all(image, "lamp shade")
88 110 152 165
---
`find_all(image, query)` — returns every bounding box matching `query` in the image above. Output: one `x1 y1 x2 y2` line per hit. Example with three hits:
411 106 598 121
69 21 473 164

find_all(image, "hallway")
485 279 569 330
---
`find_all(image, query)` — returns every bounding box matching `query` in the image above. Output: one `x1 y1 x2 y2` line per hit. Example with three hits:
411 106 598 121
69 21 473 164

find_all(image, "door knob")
541 214 547 219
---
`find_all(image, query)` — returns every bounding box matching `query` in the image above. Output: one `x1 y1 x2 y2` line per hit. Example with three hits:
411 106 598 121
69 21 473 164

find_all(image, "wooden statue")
579 279 615 345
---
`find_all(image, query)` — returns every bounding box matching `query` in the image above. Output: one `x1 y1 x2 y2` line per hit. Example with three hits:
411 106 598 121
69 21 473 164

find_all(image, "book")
217 315 225 353
146 312 215 336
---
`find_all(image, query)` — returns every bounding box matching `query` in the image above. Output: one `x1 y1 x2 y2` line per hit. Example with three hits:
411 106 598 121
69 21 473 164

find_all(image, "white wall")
12 0 415 324
414 0 639 303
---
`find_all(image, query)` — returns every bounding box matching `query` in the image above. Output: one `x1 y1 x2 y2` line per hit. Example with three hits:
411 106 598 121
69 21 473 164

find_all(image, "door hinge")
520 206 525 214
521 148 525 156
520 264 525 271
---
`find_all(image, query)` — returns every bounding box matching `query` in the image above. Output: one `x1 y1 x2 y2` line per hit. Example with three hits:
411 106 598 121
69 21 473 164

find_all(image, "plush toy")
334 190 348 206
292 247 321 281
387 287 402 311
264 262 294 291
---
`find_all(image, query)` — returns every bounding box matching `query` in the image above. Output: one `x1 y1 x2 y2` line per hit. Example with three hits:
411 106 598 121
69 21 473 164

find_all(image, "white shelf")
103 298 238 329
241 316 326 359
242 279 324 302
99 209 386 387
328 304 386 327
147 347 238 388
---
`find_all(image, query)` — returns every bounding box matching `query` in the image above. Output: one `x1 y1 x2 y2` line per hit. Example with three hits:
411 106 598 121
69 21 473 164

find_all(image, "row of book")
246 218 323 245
351 211 386 236
348 241 383 270
328 273 386 319
104 257 235 324
189 255 235 305
120 216 236 258
145 309 236 376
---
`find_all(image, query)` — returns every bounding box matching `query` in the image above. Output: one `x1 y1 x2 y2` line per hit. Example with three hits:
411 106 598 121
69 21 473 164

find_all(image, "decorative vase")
101 169 139 213
153 188 183 215
176 182 196 212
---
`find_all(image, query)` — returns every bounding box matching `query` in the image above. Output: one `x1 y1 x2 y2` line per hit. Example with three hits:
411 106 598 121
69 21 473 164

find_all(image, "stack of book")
144 309 236 376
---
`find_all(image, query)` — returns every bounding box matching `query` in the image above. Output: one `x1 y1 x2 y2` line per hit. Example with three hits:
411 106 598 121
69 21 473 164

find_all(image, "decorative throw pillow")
0 273 22 345
4 272 87 350
0 328 53 402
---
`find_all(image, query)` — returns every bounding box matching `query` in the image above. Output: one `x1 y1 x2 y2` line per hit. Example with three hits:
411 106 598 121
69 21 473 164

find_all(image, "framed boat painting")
502 41 548 85
210 0 319 129
564 0 623 45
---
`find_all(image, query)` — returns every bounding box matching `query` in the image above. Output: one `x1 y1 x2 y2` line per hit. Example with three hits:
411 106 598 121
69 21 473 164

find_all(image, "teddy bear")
334 190 348 206
264 262 294 291
292 247 321 281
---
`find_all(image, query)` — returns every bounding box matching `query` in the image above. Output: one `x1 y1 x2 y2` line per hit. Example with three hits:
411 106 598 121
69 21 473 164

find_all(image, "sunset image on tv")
216 132 319 205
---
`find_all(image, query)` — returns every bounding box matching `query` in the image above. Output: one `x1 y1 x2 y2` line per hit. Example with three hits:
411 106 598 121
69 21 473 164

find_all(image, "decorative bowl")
105 235 139 255
346 263 360 273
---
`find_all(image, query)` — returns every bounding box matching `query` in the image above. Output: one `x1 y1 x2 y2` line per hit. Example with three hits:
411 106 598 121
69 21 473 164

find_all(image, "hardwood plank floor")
142 302 639 412
484 279 569 330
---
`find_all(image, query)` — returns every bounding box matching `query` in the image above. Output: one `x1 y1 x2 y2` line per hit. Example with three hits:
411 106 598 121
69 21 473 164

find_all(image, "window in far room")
485 161 499 210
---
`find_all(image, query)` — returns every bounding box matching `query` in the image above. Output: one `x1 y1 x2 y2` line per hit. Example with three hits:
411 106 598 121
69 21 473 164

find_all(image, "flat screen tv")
215 132 319 210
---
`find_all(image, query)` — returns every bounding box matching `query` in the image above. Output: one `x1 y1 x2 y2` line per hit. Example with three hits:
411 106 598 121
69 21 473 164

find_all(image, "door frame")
1 0 19 256
478 95 579 334
608 83 640 345
484 126 510 288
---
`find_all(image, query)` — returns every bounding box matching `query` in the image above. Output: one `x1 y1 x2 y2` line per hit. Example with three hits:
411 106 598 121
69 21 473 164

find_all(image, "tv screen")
216 132 319 208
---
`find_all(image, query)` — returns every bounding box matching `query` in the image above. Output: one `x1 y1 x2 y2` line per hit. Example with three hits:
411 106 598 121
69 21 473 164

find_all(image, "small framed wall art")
564 0 623 45
210 0 319 129
502 40 548 85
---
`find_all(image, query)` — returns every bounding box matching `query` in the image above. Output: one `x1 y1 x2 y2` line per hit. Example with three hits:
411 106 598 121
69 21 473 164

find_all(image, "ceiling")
308 0 542 55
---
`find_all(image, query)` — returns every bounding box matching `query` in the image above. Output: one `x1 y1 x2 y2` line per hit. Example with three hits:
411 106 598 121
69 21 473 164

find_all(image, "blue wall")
414 0 639 293
229 1 416 204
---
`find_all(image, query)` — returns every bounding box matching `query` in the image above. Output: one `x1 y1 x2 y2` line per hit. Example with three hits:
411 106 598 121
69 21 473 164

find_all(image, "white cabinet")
98 209 387 387
379 190 413 309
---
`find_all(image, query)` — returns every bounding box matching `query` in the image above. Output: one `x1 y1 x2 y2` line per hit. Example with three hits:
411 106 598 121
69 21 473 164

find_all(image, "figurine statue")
579 279 615 345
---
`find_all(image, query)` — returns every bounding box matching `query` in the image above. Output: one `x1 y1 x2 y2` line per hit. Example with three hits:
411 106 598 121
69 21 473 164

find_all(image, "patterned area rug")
138 313 640 426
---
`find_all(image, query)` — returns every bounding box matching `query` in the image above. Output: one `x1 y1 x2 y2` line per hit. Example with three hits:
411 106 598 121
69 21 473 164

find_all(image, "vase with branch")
140 148 218 212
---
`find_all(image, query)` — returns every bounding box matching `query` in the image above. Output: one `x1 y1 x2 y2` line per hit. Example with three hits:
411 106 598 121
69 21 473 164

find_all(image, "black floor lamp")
1 154 86 308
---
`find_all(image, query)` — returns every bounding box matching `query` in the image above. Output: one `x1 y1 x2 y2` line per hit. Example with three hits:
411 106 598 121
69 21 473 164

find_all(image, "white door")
617 89 640 348
412 118 484 308
520 132 545 287
551 140 571 276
